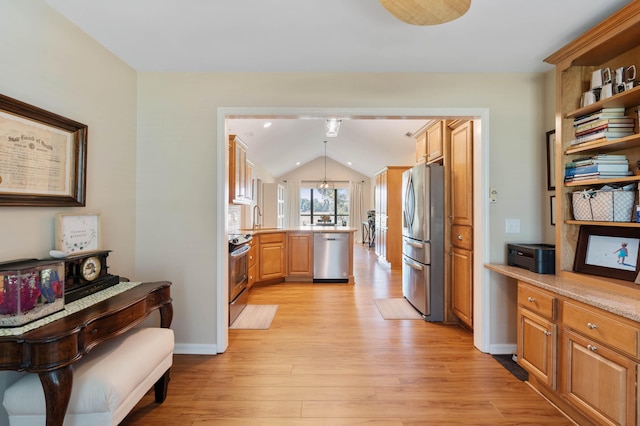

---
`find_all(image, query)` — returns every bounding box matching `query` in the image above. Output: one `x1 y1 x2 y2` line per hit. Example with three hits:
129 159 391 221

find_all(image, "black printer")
507 243 555 274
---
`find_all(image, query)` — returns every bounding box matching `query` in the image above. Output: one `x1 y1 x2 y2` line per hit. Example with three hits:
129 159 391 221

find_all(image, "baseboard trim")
174 343 219 355
489 343 517 355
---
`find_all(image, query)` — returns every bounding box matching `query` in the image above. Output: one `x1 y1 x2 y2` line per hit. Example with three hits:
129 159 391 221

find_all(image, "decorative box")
0 259 65 327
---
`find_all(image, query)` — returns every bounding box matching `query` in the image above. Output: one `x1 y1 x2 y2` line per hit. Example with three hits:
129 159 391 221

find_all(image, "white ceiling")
43 0 632 177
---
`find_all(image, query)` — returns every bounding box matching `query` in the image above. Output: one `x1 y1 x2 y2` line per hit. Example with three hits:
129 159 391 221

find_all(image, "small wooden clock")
62 250 120 303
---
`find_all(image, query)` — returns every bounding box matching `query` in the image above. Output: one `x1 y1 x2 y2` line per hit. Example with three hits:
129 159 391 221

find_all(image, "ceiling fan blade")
379 0 471 26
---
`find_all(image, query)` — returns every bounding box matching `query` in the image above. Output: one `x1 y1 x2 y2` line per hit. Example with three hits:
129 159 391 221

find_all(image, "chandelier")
317 141 334 193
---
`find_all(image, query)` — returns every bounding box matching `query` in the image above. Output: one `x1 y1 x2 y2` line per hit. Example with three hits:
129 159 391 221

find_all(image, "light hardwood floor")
121 243 573 425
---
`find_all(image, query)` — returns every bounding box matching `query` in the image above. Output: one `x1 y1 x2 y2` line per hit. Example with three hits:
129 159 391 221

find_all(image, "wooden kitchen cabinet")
450 246 472 329
258 232 286 281
449 120 473 329
229 134 252 205
561 300 639 426
426 120 445 164
287 232 313 279
374 166 410 269
563 328 636 426
517 282 557 389
247 238 257 289
449 120 473 227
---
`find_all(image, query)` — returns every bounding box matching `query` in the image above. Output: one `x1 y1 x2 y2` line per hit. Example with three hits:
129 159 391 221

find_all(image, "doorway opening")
216 107 490 355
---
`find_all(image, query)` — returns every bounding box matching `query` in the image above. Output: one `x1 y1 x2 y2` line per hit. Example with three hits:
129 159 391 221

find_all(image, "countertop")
486 263 640 323
239 226 358 235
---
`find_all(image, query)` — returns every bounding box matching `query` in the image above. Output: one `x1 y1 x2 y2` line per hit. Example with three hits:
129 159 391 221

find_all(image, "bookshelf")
545 2 640 282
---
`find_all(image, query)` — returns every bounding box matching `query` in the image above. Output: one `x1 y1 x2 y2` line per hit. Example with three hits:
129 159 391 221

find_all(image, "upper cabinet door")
229 135 252 205
450 121 473 226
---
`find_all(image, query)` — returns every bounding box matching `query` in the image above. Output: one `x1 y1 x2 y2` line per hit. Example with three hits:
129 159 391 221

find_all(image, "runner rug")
230 305 278 329
374 298 423 320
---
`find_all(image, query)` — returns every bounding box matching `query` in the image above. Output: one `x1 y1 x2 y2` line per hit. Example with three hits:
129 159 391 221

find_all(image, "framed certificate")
0 93 87 206
55 213 101 254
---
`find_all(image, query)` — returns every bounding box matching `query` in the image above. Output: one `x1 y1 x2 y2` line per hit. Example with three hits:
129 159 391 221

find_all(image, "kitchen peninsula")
240 226 357 286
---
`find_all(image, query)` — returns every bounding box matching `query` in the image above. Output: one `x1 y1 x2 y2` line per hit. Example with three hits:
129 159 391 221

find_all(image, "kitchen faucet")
253 204 262 229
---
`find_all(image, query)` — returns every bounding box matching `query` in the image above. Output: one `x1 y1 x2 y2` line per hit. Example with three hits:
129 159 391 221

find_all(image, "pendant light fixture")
379 0 471 26
317 140 334 193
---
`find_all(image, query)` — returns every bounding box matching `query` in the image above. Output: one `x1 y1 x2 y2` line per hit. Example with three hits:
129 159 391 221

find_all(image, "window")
300 187 349 226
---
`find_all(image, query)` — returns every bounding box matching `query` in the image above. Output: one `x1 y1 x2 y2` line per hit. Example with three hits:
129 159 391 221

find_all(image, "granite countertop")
239 226 358 235
486 263 640 323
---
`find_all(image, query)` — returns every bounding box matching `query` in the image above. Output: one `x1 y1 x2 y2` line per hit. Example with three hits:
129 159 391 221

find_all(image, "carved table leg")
159 302 173 328
39 365 73 426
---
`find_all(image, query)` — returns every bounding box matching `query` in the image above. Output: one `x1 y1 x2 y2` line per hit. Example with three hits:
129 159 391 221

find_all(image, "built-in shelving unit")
545 2 640 280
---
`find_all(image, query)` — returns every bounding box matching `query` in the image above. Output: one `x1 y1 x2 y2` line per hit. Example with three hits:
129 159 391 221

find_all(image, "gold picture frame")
0 93 87 206
55 213 101 254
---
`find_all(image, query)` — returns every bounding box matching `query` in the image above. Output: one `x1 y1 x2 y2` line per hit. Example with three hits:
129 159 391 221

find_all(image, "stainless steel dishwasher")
313 233 349 283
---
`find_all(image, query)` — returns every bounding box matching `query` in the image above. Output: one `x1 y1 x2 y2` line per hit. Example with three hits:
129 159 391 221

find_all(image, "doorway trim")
216 107 491 353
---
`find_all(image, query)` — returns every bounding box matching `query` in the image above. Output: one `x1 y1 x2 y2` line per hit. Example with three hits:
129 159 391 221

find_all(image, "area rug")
229 305 278 329
492 354 528 381
374 298 423 320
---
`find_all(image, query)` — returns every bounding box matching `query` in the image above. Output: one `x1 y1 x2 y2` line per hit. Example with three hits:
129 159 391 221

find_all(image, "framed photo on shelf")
550 195 556 226
546 129 556 191
0 93 87 206
573 225 640 282
55 213 101 254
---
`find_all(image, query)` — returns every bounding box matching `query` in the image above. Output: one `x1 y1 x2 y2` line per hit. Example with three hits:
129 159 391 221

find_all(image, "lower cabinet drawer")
563 301 640 359
518 282 556 320
451 225 472 250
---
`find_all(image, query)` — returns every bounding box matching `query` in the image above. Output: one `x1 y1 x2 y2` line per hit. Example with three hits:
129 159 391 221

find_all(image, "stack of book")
570 108 635 146
564 154 631 182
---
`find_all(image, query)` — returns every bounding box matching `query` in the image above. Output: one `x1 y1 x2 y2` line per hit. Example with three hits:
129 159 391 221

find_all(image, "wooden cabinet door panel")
563 329 636 426
288 233 313 277
450 121 473 226
259 242 285 280
451 246 472 329
426 120 443 163
518 308 556 389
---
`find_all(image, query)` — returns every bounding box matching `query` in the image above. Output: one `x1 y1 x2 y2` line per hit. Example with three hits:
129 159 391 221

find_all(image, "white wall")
0 1 138 424
137 72 547 353
0 1 138 269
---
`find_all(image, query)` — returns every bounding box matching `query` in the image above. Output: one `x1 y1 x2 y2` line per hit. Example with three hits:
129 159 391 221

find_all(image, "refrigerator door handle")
403 256 424 271
405 239 424 249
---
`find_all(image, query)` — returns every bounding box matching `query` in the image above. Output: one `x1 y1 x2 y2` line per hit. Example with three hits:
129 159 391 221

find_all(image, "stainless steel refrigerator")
401 164 444 321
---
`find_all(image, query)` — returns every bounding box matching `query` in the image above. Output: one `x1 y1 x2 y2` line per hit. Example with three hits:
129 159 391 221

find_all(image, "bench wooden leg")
154 369 170 403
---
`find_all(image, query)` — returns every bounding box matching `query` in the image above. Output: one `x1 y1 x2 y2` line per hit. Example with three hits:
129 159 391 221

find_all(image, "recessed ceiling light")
347 161 353 166
296 161 301 166
263 122 272 128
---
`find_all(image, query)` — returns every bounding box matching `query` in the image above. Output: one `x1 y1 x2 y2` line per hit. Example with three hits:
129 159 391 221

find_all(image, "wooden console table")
0 280 173 426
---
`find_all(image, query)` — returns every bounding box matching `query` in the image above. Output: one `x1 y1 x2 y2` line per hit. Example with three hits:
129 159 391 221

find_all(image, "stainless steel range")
228 233 252 324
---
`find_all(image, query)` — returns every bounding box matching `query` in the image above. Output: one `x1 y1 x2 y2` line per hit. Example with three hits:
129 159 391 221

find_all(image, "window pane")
337 189 349 214
314 191 335 215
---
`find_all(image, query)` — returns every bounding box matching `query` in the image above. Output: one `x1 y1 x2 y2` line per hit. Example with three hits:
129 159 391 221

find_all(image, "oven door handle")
230 244 251 259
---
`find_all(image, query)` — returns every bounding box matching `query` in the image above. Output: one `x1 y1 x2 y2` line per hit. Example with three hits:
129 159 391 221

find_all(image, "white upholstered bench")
3 327 174 426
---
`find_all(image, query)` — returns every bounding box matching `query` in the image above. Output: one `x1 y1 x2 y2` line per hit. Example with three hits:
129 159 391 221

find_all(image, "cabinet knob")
457 235 463 240
544 330 551 336
587 322 597 329
587 344 597 352
527 297 535 303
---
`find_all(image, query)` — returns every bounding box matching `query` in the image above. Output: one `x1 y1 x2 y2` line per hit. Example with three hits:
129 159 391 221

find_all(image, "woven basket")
572 189 635 222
